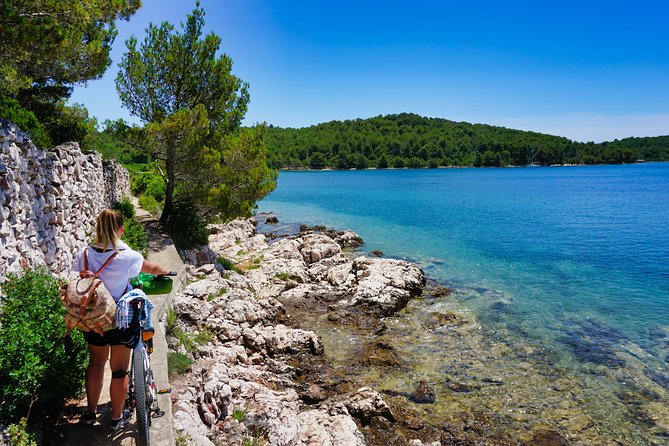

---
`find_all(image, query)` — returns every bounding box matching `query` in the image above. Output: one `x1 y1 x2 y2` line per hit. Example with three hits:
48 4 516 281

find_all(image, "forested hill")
264 113 668 169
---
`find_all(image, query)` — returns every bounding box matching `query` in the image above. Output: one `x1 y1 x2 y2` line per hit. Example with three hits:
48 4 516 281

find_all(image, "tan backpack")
60 248 118 335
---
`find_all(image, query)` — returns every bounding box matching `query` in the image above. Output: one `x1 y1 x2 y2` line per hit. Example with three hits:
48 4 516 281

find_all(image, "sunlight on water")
257 164 669 444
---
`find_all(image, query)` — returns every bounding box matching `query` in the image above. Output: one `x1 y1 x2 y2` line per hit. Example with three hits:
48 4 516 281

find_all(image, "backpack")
60 248 118 335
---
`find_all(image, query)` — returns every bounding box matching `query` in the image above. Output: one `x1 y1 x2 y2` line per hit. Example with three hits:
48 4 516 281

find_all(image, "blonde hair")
94 209 124 248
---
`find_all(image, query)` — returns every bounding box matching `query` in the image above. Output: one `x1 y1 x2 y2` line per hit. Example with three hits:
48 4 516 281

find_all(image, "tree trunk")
159 146 176 225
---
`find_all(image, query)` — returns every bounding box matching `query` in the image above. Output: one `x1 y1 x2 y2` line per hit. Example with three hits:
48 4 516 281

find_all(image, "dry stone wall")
0 119 131 279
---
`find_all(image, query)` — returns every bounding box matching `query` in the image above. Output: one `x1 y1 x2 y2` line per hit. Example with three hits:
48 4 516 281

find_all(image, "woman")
72 208 171 430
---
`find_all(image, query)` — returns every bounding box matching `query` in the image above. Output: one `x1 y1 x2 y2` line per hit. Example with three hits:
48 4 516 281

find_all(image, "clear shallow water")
257 164 669 443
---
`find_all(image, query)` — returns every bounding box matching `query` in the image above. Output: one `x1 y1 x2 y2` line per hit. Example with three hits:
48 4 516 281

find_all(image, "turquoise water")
257 163 669 442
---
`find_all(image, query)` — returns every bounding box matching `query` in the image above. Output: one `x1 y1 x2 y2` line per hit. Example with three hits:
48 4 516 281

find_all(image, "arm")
140 259 172 276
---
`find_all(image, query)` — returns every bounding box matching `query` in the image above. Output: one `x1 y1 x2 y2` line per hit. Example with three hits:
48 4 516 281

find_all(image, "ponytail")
94 209 124 248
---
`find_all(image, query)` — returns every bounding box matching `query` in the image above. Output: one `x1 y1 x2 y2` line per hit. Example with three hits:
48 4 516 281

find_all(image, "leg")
109 344 132 419
86 344 110 414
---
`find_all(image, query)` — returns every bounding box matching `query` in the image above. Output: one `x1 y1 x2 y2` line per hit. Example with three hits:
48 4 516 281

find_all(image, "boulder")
350 257 425 314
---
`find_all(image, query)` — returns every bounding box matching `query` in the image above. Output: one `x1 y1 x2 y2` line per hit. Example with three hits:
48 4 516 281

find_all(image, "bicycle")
122 270 175 445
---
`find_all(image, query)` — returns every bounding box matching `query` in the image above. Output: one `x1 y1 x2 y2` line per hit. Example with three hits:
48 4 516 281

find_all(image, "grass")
275 272 291 281
231 408 246 422
165 306 178 337
167 352 192 378
207 287 227 301
216 256 243 274
238 254 264 271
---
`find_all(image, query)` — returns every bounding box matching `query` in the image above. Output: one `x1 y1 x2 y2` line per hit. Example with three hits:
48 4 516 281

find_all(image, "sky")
69 0 669 143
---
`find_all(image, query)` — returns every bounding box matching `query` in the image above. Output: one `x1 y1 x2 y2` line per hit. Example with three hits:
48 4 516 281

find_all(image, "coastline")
169 214 669 445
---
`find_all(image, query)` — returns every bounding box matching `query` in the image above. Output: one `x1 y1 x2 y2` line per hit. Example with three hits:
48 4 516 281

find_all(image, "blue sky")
69 0 669 142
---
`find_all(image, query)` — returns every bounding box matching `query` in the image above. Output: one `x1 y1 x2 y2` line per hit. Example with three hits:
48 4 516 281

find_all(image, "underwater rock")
444 376 481 393
428 285 453 298
425 311 460 328
410 380 436 404
526 430 570 446
360 340 404 367
265 216 279 224
371 250 384 257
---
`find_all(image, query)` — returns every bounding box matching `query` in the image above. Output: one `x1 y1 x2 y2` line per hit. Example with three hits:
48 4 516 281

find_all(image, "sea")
256 163 669 444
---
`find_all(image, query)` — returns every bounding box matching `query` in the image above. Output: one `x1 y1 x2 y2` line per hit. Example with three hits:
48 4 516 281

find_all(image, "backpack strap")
81 247 119 278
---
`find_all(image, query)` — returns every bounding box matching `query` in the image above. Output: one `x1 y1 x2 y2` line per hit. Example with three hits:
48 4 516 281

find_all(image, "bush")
0 97 51 148
113 198 148 256
131 170 165 202
215 256 242 274
138 194 162 217
0 268 88 423
164 195 209 249
8 419 37 446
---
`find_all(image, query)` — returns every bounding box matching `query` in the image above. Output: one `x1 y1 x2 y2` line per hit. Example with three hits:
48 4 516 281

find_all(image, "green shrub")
164 195 209 249
114 196 135 218
113 198 148 256
165 306 178 337
131 170 165 202
215 256 242 274
0 268 88 423
167 352 192 378
7 419 37 446
0 97 51 148
138 194 162 216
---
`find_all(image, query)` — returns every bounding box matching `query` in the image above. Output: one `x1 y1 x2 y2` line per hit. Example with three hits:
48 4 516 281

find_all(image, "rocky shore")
165 217 669 446
170 218 435 445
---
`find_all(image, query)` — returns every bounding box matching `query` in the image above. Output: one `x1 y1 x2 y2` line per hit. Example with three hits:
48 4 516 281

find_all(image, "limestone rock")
344 387 395 424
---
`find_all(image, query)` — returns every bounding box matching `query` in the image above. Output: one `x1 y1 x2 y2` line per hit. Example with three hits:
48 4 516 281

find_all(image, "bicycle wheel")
133 344 151 446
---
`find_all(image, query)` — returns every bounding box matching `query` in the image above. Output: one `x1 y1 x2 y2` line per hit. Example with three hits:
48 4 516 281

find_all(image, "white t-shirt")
72 240 144 302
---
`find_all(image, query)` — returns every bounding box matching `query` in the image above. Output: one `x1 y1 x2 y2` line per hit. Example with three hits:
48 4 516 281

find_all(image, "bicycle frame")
125 298 161 446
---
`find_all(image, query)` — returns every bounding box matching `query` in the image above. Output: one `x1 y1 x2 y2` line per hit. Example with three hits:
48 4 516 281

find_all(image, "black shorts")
83 328 128 347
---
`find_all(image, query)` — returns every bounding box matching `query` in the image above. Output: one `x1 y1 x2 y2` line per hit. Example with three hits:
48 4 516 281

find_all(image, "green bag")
131 273 173 295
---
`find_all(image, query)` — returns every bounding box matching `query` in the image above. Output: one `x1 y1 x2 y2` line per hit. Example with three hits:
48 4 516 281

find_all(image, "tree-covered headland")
265 113 668 169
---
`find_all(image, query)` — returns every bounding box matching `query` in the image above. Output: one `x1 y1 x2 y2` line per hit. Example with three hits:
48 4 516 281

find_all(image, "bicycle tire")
133 345 151 446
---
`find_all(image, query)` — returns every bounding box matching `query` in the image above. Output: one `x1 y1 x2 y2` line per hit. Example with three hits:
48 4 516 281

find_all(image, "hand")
157 271 177 277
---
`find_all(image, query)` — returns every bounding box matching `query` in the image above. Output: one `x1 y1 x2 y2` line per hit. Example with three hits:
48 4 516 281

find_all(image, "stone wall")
0 119 131 279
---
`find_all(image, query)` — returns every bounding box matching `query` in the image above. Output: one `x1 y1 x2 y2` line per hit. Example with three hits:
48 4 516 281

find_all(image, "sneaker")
79 411 97 425
109 410 131 431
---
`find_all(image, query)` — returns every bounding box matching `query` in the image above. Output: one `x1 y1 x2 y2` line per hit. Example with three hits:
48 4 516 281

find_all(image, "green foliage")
165 306 214 354
265 113 656 168
167 352 192 378
175 432 192 446
113 198 148 256
207 288 227 302
193 328 215 345
205 125 278 221
116 5 248 127
165 307 178 337
275 272 291 281
115 4 276 224
216 256 242 274
0 268 88 423
231 408 246 422
138 194 162 217
86 120 150 164
7 419 37 446
163 193 210 249
0 97 51 147
0 0 140 96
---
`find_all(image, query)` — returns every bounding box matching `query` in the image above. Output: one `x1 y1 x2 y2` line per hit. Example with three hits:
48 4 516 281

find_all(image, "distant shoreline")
275 162 659 172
